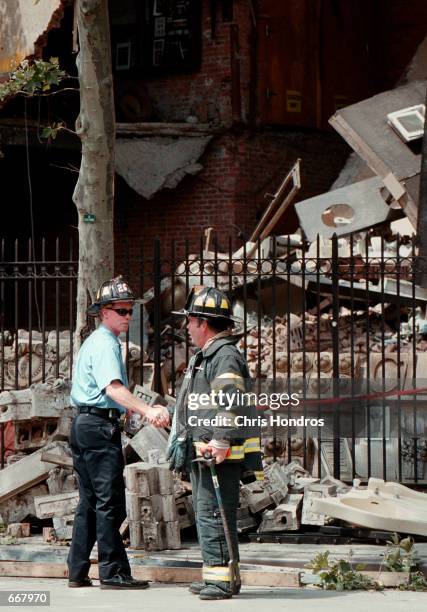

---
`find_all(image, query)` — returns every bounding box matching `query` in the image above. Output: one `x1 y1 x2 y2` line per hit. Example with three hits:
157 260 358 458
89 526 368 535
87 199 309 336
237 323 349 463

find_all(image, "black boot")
199 582 233 600
100 572 149 590
191 580 240 595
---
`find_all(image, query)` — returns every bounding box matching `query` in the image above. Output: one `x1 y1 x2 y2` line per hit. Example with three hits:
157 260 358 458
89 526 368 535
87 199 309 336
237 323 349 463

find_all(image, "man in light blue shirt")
67 276 169 590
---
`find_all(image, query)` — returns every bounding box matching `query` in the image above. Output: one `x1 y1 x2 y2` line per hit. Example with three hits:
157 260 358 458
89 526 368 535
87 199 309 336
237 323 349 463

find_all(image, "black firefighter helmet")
87 275 137 316
172 286 240 324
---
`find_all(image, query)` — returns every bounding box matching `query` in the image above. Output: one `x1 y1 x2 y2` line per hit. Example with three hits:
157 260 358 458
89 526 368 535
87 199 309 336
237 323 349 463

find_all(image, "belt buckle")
108 408 114 420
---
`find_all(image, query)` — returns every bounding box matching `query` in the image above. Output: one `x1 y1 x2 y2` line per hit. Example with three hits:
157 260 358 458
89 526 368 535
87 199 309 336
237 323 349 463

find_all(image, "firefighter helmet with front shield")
172 286 240 324
87 275 137 316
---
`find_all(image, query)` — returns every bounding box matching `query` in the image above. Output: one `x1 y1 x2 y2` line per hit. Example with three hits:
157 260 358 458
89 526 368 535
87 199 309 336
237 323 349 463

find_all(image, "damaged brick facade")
113 0 350 282
2 0 427 293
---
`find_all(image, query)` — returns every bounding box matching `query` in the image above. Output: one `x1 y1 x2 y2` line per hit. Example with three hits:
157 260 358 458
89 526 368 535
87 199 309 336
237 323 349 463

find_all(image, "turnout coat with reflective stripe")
175 335 263 476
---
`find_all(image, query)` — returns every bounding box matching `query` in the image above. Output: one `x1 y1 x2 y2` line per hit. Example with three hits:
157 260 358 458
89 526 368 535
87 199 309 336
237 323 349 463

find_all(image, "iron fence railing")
2 234 427 485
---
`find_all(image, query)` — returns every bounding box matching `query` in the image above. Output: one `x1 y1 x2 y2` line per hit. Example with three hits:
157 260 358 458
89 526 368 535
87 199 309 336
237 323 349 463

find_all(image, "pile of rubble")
0 380 196 550
239 461 350 534
2 376 427 547
0 376 350 547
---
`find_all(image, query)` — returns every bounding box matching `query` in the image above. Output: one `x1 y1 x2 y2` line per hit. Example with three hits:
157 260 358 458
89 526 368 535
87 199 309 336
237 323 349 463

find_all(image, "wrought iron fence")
0 238 77 391
2 233 427 486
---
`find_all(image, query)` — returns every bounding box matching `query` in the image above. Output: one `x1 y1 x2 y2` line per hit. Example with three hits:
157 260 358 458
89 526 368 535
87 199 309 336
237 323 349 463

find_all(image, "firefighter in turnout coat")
168 286 263 600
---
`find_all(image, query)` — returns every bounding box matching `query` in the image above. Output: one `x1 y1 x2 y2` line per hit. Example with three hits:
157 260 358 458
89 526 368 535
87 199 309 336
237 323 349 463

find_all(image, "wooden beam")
0 561 301 586
248 159 301 258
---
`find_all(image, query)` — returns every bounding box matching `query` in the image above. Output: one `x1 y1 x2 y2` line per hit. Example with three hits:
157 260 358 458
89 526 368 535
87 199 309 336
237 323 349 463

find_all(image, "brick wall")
142 1 235 124
114 128 350 290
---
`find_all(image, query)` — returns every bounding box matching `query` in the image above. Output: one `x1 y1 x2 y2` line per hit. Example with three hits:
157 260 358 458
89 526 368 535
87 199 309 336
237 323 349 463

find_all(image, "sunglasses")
110 308 134 317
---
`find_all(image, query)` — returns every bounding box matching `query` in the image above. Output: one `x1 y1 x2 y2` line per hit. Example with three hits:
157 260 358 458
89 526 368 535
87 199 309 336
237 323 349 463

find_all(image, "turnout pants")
67 413 131 581
190 461 241 584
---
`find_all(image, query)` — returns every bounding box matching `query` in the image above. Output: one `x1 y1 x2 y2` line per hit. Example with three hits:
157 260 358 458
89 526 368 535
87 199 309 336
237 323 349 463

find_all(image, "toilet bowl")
311 478 427 535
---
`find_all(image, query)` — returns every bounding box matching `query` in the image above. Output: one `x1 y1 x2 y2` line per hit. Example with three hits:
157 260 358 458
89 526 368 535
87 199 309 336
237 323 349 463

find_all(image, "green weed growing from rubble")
305 550 382 591
384 533 427 591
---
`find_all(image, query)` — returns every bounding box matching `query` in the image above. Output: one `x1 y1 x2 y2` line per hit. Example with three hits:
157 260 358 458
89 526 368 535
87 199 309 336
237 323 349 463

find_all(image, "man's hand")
145 405 170 428
198 442 229 464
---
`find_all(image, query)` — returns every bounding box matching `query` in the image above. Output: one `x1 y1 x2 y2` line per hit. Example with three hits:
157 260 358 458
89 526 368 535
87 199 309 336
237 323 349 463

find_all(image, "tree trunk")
73 0 115 350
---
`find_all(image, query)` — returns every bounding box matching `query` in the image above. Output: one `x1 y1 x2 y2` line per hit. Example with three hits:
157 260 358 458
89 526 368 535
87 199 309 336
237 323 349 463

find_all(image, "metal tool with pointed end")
193 451 241 593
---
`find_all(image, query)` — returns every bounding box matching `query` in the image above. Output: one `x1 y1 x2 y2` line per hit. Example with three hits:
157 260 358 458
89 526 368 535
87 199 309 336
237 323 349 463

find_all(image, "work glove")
166 434 193 473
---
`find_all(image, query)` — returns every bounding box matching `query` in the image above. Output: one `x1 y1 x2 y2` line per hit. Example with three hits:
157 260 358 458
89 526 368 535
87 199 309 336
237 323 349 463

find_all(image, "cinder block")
34 491 79 519
128 521 143 548
125 385 168 436
240 481 273 514
142 520 181 551
124 463 156 496
129 426 169 462
30 380 72 417
175 495 195 529
301 489 327 526
124 462 174 495
53 515 74 540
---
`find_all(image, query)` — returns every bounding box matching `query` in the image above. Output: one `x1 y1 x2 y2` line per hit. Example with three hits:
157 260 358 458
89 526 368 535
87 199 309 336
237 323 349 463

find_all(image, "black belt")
77 406 122 420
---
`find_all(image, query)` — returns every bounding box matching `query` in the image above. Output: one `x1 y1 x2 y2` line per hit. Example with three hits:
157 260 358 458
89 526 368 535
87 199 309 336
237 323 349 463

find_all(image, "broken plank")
0 562 69 579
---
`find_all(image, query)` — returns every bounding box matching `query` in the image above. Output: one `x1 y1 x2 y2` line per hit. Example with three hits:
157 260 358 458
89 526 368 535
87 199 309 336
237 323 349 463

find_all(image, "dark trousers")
190 461 241 569
67 413 131 581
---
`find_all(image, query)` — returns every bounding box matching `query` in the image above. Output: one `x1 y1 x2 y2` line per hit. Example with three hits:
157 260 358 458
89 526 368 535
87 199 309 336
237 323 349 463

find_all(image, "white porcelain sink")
312 478 427 535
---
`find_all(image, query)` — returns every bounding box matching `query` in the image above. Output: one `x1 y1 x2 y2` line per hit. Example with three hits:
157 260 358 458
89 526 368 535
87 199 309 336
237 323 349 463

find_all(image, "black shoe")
190 580 240 595
68 577 93 588
100 573 149 590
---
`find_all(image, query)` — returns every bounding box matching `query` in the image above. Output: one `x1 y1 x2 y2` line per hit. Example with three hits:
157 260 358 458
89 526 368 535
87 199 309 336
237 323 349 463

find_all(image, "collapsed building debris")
311 477 427 537
2 85 427 545
124 462 181 550
0 380 192 551
330 80 426 229
0 370 426 549
295 176 392 241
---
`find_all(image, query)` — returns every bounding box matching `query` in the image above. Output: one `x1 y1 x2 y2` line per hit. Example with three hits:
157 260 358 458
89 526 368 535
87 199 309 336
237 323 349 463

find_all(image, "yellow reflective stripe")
215 373 244 381
212 383 246 393
202 566 232 582
194 439 260 460
212 383 246 392
228 446 244 459
243 437 261 453
212 373 246 393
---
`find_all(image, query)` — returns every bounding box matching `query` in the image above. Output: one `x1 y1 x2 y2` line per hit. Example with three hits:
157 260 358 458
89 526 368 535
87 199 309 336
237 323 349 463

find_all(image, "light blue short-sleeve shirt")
70 325 128 413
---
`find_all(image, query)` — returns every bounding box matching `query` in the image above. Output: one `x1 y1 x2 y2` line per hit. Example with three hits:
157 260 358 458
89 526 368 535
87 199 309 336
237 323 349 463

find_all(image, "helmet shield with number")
87 275 137 316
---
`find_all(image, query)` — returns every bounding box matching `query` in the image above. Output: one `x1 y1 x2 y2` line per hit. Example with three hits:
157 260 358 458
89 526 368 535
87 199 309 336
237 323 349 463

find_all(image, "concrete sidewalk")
1 577 426 612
